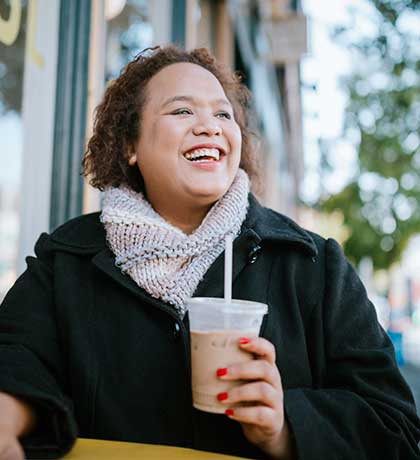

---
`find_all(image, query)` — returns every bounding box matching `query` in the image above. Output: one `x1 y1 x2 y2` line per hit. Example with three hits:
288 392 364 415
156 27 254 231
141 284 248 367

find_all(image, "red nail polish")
216 367 228 377
217 392 228 401
239 337 251 344
225 409 234 416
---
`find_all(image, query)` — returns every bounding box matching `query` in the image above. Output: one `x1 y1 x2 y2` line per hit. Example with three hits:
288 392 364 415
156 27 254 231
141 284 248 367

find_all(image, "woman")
0 46 419 460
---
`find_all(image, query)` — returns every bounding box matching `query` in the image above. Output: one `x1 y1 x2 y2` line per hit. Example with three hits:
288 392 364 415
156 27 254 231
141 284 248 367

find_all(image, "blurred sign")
0 0 22 46
261 14 307 63
258 0 293 20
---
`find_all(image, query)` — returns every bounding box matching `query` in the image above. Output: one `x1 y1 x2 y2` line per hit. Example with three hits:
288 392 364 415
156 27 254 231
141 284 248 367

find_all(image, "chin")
182 175 235 204
186 185 227 205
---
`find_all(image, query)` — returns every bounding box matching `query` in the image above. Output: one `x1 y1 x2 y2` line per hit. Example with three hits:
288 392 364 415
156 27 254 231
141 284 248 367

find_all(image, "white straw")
224 234 233 304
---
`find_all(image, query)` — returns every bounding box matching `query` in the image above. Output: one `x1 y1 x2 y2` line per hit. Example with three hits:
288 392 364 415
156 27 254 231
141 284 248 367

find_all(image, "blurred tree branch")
320 0 420 270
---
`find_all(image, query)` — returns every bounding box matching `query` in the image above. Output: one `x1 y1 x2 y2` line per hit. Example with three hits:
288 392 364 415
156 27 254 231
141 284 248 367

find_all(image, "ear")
127 142 138 166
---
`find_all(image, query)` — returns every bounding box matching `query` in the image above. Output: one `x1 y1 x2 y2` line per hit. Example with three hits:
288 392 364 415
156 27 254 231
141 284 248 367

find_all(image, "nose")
192 116 222 137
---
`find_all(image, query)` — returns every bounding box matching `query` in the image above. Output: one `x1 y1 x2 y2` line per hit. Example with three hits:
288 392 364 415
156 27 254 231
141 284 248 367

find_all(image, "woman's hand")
0 432 24 460
0 393 36 460
216 337 295 460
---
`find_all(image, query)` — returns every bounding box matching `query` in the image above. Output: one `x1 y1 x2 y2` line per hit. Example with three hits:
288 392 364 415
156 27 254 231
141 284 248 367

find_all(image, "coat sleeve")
284 238 420 460
0 233 77 459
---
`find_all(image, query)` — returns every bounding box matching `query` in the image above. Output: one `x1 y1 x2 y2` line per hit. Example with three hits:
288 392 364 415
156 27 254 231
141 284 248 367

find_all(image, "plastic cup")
187 297 268 414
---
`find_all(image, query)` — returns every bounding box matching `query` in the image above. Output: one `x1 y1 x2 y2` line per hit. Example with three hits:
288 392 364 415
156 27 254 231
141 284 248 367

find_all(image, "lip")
185 159 223 171
183 143 227 156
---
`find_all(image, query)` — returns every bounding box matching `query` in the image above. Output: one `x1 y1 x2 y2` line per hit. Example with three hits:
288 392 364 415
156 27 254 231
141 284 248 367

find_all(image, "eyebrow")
161 95 232 109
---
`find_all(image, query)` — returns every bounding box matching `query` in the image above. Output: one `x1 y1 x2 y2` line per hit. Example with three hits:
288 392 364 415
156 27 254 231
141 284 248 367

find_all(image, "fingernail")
217 392 229 401
216 367 228 377
239 337 251 344
225 409 234 416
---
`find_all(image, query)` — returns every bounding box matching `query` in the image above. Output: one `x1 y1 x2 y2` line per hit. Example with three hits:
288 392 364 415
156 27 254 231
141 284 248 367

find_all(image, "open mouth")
183 148 224 163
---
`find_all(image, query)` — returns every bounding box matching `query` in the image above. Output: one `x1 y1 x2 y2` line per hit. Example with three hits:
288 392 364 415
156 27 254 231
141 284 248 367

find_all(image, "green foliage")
320 0 420 270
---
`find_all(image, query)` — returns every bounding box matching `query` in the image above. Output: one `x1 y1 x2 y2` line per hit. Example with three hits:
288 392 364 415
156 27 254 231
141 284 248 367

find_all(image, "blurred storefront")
0 0 308 299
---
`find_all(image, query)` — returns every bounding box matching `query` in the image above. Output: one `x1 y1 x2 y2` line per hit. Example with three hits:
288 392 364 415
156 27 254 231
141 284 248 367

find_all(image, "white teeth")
184 148 220 161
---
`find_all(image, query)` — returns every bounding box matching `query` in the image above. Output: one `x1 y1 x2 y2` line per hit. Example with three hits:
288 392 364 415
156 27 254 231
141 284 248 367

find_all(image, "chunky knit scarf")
101 169 250 317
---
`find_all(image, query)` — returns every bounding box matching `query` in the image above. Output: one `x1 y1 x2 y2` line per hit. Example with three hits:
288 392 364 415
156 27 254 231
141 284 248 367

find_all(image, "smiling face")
129 62 242 213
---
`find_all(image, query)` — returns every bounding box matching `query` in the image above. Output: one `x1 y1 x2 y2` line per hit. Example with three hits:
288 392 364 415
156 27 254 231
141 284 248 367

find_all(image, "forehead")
145 62 228 104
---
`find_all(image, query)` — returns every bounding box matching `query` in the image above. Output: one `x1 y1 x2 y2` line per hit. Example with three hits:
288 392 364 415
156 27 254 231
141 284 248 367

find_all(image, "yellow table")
66 438 250 459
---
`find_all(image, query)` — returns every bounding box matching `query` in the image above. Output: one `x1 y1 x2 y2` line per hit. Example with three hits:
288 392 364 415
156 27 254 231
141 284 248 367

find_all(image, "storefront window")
0 0 27 300
106 0 154 81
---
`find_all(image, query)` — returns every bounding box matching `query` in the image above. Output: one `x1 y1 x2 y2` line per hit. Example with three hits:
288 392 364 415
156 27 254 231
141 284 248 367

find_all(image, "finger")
225 405 279 431
218 359 281 388
238 337 276 364
218 381 281 409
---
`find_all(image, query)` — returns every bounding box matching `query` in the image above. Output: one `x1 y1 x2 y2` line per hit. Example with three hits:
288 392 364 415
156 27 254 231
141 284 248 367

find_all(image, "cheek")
137 120 183 167
157 118 186 144
230 125 242 156
142 118 184 148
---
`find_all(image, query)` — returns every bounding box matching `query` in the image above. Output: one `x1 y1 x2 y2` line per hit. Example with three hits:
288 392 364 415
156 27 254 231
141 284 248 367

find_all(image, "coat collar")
47 194 317 257
244 194 317 256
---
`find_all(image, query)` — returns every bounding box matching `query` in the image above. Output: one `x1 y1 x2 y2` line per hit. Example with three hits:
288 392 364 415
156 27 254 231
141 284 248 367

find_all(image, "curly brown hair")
83 45 261 193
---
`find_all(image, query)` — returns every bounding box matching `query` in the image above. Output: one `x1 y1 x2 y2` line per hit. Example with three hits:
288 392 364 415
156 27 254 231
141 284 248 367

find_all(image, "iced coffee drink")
187 298 267 414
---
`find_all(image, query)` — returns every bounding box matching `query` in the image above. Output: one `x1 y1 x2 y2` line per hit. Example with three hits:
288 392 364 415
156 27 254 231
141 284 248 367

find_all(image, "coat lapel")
193 228 262 298
92 248 180 319
246 194 318 257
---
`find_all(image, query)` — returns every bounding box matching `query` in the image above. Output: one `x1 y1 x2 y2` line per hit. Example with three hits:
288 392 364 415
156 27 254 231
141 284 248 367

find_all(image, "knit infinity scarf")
101 169 250 317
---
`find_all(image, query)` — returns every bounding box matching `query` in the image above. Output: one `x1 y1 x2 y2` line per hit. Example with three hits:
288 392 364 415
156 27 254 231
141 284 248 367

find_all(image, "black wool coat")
0 195 419 459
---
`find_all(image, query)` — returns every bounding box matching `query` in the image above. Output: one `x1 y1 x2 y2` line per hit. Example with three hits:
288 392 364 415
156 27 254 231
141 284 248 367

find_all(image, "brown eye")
173 108 192 115
216 112 231 119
